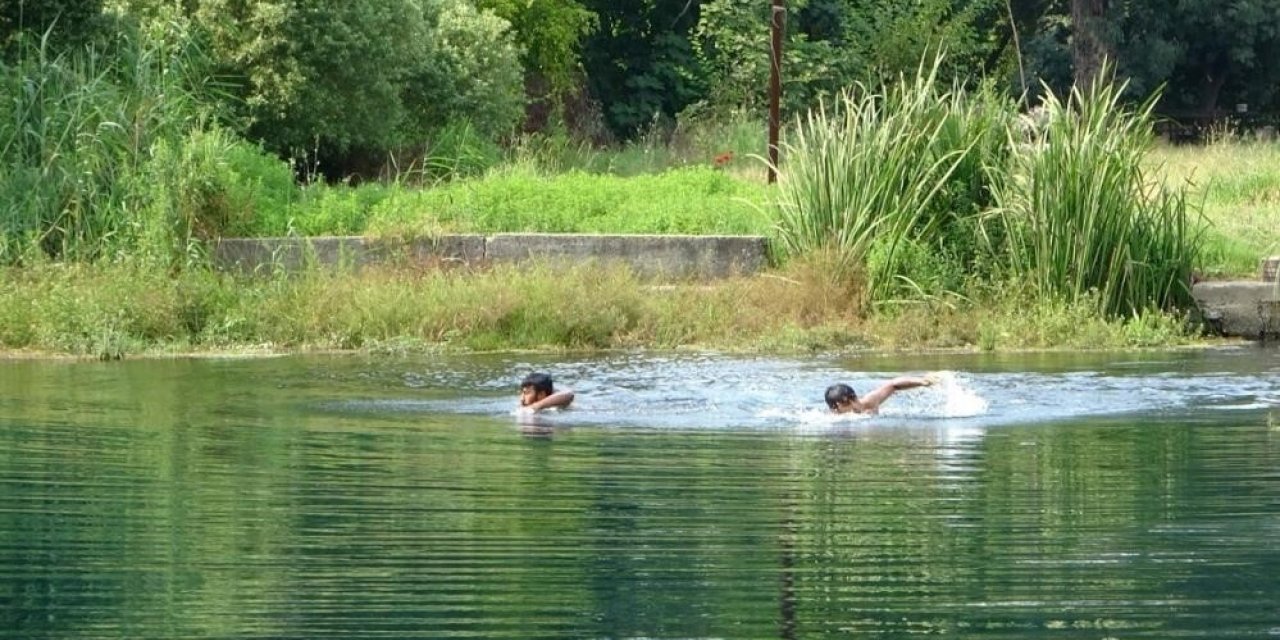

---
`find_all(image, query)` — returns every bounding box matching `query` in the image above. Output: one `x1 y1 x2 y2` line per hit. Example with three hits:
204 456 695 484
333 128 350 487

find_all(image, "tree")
580 0 708 138
1069 0 1113 89
695 0 1008 117
112 0 525 176
1 0 103 53
473 0 597 96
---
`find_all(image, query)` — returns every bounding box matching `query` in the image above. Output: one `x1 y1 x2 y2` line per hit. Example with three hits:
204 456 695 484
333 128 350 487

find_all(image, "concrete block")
1191 281 1280 339
370 235 486 266
1263 256 1279 282
213 237 371 273
483 233 769 279
214 235 488 272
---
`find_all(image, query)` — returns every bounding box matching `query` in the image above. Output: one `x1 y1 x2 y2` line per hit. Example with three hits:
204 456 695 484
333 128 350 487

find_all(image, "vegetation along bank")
2 3 1277 358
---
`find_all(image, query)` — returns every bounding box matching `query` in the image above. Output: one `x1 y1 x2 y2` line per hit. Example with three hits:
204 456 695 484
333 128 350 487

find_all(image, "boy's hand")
922 373 941 386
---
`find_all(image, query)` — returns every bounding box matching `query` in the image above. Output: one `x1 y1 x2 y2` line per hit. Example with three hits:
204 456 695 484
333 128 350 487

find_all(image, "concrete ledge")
1191 281 1280 339
484 233 767 279
371 235 486 266
213 234 769 279
213 237 373 272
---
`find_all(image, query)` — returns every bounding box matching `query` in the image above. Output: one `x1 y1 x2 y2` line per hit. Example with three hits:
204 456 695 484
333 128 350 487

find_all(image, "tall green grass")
772 59 1012 301
0 21 229 264
774 59 1201 316
986 80 1200 316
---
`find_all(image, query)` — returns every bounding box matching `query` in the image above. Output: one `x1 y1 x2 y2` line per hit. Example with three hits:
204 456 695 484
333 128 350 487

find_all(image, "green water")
1 350 1278 639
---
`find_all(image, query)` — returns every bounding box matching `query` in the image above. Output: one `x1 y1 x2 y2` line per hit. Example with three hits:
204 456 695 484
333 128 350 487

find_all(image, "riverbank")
0 260 1208 360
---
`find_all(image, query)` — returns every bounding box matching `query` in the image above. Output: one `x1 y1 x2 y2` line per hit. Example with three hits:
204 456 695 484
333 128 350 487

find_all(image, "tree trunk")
1071 0 1112 91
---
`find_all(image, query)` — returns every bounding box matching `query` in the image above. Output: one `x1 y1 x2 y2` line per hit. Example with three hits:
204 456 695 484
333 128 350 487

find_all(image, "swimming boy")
825 376 934 415
519 372 575 412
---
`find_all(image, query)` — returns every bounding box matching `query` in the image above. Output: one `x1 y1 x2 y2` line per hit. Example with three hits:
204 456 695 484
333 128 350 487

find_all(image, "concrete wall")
1191 281 1280 339
213 234 768 279
484 233 766 278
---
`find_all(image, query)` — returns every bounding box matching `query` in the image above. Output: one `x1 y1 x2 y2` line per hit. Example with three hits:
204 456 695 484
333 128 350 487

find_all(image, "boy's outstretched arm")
524 390 575 412
859 377 932 413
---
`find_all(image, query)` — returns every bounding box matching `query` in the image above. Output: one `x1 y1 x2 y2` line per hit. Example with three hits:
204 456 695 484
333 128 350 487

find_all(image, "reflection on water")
1 347 1278 638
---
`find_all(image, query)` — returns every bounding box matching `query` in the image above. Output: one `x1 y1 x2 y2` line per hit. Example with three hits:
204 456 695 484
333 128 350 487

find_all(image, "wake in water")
326 348 1280 431
755 370 989 428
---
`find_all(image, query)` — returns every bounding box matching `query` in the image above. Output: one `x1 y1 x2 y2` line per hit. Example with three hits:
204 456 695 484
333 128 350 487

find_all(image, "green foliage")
283 184 395 237
774 57 1201 317
130 128 297 260
772 58 1012 300
473 0 597 94
423 121 505 180
1 0 104 53
115 0 525 174
1015 1 1280 116
249 0 424 155
984 77 1202 317
580 0 708 138
0 18 223 263
695 0 1005 116
363 165 769 236
405 1 525 144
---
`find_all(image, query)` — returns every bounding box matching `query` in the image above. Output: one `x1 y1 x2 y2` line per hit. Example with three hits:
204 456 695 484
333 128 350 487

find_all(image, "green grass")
1150 141 1280 277
0 260 1201 359
359 165 771 236
508 111 769 177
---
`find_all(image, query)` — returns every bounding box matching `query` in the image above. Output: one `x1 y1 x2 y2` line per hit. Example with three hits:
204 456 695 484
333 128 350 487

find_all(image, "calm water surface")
1 348 1278 639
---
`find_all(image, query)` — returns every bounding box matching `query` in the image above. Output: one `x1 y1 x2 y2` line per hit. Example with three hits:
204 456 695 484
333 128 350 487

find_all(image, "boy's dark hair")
825 383 856 409
521 372 554 395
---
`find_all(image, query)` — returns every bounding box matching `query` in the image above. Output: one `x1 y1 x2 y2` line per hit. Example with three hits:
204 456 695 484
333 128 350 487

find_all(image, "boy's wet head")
520 372 555 406
825 383 857 412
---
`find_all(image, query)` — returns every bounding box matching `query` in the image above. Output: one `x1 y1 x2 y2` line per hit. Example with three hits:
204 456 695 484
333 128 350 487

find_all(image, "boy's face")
831 398 858 414
520 385 547 407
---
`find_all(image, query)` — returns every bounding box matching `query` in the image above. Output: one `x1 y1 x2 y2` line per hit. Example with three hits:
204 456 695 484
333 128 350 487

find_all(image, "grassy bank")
0 260 1196 360
0 41 1266 359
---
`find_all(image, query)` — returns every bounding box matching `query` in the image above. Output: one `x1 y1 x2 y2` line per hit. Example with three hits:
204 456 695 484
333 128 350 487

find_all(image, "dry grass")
0 260 1198 359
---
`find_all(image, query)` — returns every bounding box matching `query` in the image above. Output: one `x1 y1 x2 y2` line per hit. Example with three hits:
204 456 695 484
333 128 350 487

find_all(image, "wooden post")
767 0 785 184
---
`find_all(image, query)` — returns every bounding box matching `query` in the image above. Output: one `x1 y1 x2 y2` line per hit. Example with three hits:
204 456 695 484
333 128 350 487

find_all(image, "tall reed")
771 57 1011 302
0 19 221 264
984 78 1202 316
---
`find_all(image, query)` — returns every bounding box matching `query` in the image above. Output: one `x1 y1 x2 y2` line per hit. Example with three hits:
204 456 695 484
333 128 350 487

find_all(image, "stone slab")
1191 281 1280 339
214 236 485 273
370 235 486 266
483 233 768 279
213 237 371 273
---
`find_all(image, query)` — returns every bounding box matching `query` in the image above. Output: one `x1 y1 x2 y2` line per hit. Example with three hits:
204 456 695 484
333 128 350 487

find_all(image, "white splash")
928 370 989 418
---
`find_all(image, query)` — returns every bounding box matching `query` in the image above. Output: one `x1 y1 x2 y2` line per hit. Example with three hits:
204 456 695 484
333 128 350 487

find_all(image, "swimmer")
518 372 575 412
825 375 935 416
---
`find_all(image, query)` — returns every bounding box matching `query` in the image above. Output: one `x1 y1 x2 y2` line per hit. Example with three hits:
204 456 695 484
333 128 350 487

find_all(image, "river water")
1 347 1278 639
